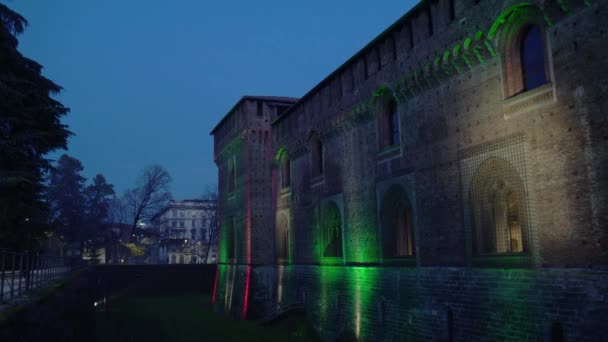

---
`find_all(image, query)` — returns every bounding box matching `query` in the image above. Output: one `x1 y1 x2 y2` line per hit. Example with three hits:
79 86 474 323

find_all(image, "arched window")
469 158 529 256
276 214 289 261
521 25 547 91
499 8 551 98
179 255 185 264
381 185 415 258
171 254 176 264
322 202 342 258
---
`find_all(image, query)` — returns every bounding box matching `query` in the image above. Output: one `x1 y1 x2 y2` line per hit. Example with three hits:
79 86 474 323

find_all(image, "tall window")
225 218 235 260
521 25 547 91
381 185 415 258
502 21 550 98
281 158 291 188
276 214 289 261
228 160 236 193
427 6 434 36
379 98 400 149
312 138 323 178
390 102 400 146
449 0 456 22
469 158 528 255
322 202 342 258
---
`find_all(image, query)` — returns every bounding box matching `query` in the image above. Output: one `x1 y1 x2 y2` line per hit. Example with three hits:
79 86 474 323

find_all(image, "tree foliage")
47 154 87 244
85 174 115 228
0 4 71 248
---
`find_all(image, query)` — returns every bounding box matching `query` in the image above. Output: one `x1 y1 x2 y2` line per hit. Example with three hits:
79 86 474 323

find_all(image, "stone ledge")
502 83 556 120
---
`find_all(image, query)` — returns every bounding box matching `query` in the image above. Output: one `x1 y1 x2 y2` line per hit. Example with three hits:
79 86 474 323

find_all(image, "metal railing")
0 250 69 303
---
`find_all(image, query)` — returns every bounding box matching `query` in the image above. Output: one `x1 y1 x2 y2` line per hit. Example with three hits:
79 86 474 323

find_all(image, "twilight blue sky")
8 0 417 200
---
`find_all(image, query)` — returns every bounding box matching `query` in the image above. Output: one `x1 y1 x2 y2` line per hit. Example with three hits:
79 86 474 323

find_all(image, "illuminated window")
276 214 289 261
379 98 400 150
469 158 529 256
322 202 342 258
381 185 415 258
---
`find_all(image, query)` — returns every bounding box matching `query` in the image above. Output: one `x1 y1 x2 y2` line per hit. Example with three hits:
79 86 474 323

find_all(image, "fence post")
10 252 16 300
17 252 24 296
25 251 30 291
0 250 5 303
45 255 49 286
33 253 38 289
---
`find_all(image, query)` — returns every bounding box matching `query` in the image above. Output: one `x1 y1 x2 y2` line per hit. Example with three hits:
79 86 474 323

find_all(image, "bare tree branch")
124 165 172 242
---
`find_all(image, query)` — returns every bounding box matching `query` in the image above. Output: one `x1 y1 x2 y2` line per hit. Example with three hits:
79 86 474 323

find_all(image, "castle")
211 1 607 340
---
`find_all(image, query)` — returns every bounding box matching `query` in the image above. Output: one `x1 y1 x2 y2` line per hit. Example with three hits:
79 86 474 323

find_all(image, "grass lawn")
95 294 319 342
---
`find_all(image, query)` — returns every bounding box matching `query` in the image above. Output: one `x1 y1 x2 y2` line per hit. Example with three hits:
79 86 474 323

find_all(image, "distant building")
151 199 217 264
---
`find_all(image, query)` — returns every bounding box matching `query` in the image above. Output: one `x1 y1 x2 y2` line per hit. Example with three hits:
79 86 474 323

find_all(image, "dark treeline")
0 4 174 259
0 4 70 250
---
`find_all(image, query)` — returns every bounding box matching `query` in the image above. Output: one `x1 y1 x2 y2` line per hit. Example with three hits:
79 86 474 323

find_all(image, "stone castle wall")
212 0 608 340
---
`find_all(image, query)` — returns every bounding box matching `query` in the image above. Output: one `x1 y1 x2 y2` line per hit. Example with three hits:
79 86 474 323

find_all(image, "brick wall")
212 0 608 340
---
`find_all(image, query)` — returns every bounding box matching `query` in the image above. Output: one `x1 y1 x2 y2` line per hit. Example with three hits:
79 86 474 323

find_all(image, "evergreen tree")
85 174 115 229
47 155 86 247
0 4 71 248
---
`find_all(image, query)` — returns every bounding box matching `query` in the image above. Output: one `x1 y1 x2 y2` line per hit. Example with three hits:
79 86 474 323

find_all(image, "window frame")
227 156 236 196
319 199 345 265
281 157 291 189
276 212 290 264
499 13 552 100
377 95 402 162
310 135 324 183
378 184 417 266
466 156 532 268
